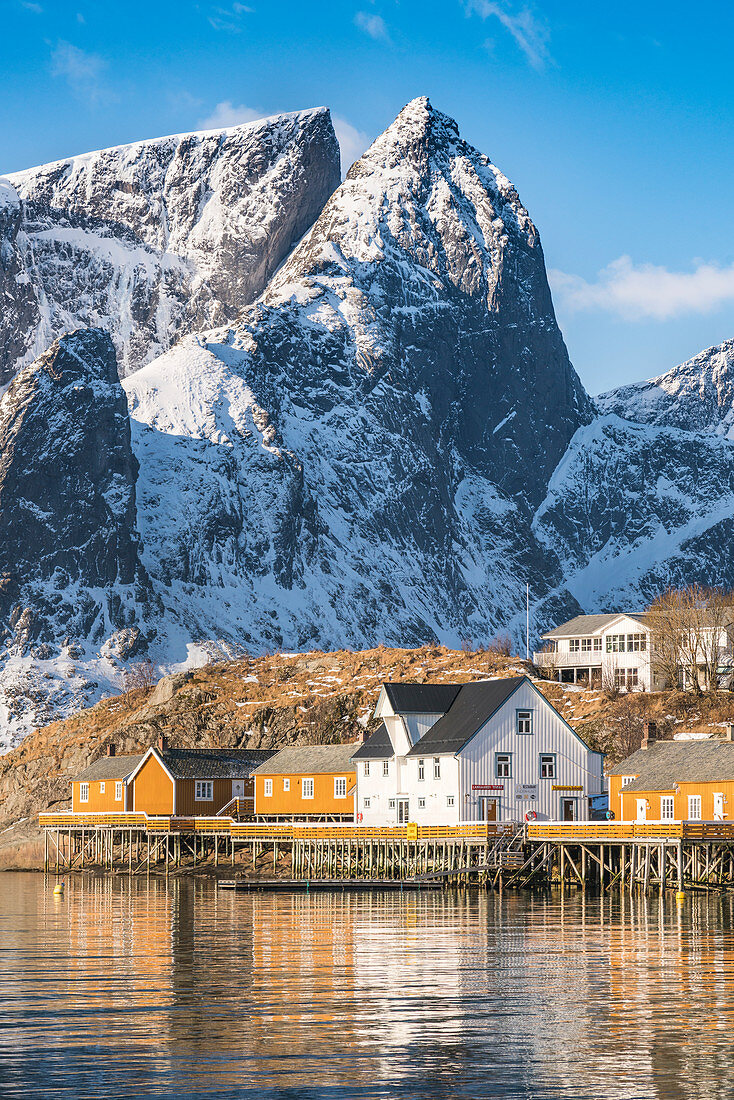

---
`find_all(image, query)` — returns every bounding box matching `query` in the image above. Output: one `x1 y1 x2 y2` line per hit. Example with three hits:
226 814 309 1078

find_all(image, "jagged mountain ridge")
0 108 340 385
598 338 734 438
124 96 591 652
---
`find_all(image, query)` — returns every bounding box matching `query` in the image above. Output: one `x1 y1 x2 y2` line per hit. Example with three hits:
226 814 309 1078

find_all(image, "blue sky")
2 0 733 394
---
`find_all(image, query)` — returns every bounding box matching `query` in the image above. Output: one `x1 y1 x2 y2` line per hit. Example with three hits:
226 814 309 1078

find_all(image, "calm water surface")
1 872 734 1098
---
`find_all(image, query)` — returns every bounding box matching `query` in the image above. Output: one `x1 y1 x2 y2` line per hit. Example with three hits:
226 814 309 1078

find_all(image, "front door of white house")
397 799 409 824
232 780 245 798
714 792 725 820
636 799 647 823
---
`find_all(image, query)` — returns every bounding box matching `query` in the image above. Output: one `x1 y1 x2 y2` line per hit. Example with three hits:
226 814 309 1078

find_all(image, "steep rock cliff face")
598 339 734 437
0 330 152 743
0 109 340 384
125 97 591 652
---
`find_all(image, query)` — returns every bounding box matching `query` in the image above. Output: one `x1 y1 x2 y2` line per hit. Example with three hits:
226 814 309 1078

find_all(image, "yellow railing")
39 813 149 828
527 822 734 842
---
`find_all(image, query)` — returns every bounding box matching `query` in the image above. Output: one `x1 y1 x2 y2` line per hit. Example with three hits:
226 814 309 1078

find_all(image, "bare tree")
646 586 734 694
121 659 156 706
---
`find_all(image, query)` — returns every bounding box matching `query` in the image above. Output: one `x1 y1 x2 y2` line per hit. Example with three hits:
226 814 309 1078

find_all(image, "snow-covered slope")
124 96 591 654
598 339 734 437
0 109 340 385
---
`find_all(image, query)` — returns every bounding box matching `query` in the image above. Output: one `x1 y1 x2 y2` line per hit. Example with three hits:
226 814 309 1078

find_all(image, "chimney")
106 743 116 757
157 734 168 752
641 720 657 750
727 724 734 742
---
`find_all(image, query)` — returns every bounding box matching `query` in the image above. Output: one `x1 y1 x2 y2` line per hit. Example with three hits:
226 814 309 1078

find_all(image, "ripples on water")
1 873 734 1098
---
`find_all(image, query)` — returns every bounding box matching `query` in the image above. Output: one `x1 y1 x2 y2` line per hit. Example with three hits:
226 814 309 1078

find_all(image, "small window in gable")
517 710 533 735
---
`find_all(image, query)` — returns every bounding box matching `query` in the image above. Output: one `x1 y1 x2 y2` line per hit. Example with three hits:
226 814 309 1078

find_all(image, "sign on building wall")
516 784 538 801
472 784 503 791
552 784 584 791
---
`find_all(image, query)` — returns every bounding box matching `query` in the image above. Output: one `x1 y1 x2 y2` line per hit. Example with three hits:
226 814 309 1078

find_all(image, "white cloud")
50 41 107 101
466 1 550 70
549 256 734 322
197 101 264 129
208 3 254 32
333 115 371 176
354 11 391 43
21 2 43 13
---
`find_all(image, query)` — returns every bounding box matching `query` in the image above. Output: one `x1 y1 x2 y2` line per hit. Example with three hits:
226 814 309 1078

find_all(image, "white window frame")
418 759 425 781
363 797 371 809
283 778 290 792
688 795 702 821
388 798 396 809
660 796 675 820
264 778 273 798
517 710 533 735
334 776 347 799
79 782 89 803
446 796 455 807
195 780 213 801
433 757 441 779
115 781 123 802
364 762 370 777
302 777 314 800
418 798 426 809
621 776 634 787
382 760 389 776
99 781 105 794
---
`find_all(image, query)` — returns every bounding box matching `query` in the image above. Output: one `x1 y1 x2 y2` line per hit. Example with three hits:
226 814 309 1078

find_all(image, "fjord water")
2 874 733 1099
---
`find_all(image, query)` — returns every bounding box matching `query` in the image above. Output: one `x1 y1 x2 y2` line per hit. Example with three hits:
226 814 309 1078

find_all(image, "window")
517 709 533 735
418 759 425 781
99 781 105 794
446 796 455 807
382 760 389 776
264 778 273 797
195 780 213 801
364 762 370 777
115 781 122 801
495 753 512 778
570 637 594 652
418 798 426 809
388 799 396 809
606 634 625 653
621 776 635 787
660 796 675 820
433 758 441 779
627 633 647 652
614 668 639 689
283 778 290 791
593 637 602 652
539 754 556 779
688 795 702 821
363 797 371 809
302 778 314 800
334 777 347 799
79 782 89 803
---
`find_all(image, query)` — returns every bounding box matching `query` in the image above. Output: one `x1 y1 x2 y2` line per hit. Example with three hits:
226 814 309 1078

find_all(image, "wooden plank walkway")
217 878 443 892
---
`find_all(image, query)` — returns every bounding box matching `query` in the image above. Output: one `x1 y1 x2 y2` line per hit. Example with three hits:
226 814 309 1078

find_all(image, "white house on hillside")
534 612 734 692
352 677 604 825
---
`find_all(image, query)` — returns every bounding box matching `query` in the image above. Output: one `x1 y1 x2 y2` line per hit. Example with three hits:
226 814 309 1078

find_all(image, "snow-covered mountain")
598 338 734 438
124 96 591 654
0 109 340 385
1 95 734 748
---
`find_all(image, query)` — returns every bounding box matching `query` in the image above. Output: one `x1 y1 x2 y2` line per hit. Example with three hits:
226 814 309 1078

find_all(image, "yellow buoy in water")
53 882 64 895
676 890 686 902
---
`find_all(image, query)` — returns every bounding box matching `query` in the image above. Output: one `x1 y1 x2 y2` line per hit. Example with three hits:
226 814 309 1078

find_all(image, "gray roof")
406 678 527 756
382 683 460 714
72 754 144 783
352 722 393 760
159 747 276 780
252 743 359 775
609 740 734 790
542 613 649 639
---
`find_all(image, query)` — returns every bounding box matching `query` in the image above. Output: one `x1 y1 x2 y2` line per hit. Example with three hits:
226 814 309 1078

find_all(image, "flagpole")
526 582 529 661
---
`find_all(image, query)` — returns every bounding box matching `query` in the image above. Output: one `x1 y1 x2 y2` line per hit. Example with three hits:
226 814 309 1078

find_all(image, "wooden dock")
37 813 734 893
217 878 443 892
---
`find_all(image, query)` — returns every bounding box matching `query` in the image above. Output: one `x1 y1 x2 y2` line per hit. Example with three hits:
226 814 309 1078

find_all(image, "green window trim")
516 708 533 735
494 752 512 779
539 752 557 779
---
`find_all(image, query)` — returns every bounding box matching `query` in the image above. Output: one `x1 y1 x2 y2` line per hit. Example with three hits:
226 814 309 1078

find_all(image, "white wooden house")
352 676 604 825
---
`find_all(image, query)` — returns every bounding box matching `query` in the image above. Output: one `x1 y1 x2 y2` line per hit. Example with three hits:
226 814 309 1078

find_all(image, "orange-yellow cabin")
609 729 734 823
72 739 275 817
253 744 358 819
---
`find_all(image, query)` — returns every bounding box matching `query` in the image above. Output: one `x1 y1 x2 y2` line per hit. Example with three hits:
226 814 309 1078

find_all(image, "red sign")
472 784 503 791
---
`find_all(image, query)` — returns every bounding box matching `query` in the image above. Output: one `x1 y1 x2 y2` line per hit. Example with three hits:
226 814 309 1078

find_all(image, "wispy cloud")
550 256 734 321
207 3 254 32
197 101 263 129
21 1 43 13
466 1 551 70
354 11 391 43
50 40 108 102
332 115 371 176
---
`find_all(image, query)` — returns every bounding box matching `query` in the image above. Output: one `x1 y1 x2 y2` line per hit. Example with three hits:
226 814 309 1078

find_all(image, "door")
397 799 409 824
714 792 725 820
481 798 498 822
563 799 576 822
232 780 245 798
636 799 647 823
